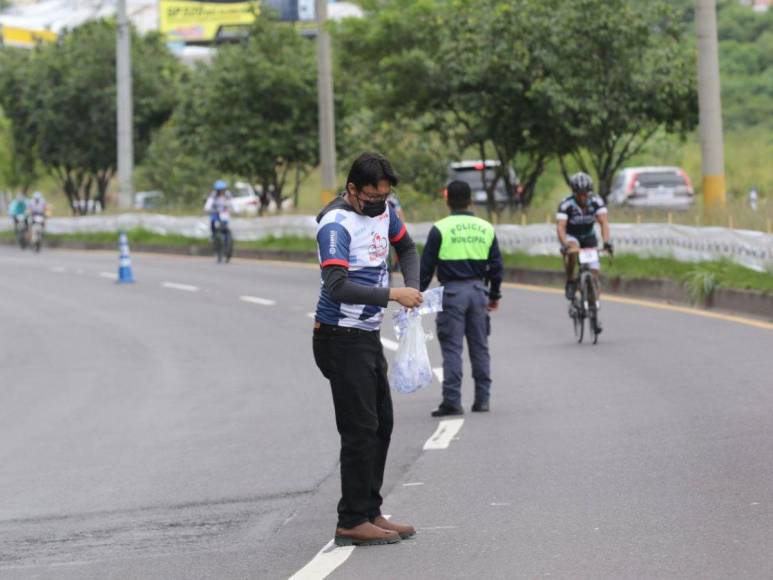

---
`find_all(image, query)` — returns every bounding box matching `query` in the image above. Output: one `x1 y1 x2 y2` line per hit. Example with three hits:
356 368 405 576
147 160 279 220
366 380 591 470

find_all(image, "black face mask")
360 199 387 217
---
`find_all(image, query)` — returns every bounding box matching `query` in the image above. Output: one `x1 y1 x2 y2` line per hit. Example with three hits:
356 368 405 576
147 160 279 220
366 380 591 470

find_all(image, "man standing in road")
420 180 504 416
313 152 423 546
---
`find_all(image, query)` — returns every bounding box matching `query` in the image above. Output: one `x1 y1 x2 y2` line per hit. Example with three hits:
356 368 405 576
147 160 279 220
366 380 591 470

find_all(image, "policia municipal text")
420 180 504 416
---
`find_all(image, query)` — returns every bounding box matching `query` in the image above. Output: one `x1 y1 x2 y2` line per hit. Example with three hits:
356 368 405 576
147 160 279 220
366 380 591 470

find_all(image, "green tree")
135 122 220 209
717 0 773 129
0 49 42 193
24 20 179 213
175 15 319 209
335 0 564 211
541 0 698 199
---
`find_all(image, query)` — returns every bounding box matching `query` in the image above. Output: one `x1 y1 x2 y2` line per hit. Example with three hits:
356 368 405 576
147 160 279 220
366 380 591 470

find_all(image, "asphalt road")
0 245 771 580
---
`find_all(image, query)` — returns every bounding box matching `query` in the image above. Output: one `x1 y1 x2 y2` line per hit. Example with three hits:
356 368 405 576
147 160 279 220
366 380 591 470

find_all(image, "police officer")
420 180 504 416
313 153 423 546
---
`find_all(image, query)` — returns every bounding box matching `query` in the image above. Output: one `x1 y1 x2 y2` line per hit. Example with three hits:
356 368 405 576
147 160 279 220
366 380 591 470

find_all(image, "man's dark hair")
346 153 399 191
446 180 472 210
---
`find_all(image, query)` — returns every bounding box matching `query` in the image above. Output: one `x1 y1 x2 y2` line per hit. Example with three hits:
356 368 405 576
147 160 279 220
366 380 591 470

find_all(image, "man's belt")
313 321 379 336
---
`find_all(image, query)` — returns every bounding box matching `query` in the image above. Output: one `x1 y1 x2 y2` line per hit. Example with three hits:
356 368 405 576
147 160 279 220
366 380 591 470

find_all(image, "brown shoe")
334 521 400 546
371 515 416 540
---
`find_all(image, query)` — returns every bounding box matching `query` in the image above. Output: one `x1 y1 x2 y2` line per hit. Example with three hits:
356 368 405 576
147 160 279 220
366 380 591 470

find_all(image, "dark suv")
447 160 517 207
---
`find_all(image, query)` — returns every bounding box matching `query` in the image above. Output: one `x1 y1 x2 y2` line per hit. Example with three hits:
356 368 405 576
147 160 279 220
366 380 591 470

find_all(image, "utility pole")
315 0 337 203
116 0 134 209
695 0 726 213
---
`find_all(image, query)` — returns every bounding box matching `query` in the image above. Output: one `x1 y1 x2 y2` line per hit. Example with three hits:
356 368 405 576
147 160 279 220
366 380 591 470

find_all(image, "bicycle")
566 247 610 345
29 214 45 253
13 216 28 250
212 211 233 264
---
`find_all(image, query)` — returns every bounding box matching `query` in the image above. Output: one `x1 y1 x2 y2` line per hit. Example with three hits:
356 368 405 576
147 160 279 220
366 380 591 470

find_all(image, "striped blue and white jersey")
315 198 407 330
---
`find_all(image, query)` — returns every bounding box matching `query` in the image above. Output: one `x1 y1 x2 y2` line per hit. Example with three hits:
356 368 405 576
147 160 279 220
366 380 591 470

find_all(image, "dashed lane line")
288 540 355 580
423 418 465 451
161 281 199 292
433 367 443 383
99 272 118 280
239 295 276 306
49 266 66 273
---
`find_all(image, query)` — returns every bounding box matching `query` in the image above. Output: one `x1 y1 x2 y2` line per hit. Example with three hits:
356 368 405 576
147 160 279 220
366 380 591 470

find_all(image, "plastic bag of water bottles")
392 287 444 341
388 287 444 394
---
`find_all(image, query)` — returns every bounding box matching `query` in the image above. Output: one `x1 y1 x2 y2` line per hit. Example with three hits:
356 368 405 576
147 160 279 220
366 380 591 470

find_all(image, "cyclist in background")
556 172 612 301
28 191 48 218
204 180 233 238
387 193 405 281
8 192 28 225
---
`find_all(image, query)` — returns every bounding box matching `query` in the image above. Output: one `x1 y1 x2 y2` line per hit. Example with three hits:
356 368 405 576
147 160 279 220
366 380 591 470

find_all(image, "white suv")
608 166 694 209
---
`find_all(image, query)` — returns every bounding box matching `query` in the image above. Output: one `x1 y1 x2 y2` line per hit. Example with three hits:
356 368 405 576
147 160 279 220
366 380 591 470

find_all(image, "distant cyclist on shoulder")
556 172 613 301
204 180 233 237
8 192 28 226
28 191 48 218
8 192 29 248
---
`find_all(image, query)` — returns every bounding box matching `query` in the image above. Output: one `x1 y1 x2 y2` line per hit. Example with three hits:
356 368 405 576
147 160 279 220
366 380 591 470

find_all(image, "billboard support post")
695 0 726 214
116 0 134 210
315 0 337 204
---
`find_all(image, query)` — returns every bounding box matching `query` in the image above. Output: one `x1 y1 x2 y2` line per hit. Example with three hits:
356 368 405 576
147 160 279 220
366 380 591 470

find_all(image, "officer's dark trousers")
436 280 492 408
313 326 393 529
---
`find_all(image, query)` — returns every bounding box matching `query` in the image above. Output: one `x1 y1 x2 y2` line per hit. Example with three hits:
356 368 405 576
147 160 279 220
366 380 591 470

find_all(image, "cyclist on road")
556 172 612 302
28 191 48 218
8 192 28 225
204 180 233 238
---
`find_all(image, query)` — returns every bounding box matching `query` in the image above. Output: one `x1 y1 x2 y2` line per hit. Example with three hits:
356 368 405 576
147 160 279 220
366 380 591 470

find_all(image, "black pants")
313 324 393 529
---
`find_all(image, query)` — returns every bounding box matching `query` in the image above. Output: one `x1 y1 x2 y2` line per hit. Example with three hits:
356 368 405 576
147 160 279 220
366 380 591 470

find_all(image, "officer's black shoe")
594 320 603 334
431 404 464 417
565 280 576 301
471 401 490 413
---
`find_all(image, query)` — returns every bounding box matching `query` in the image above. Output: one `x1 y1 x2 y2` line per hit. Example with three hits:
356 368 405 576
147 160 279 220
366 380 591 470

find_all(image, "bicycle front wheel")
584 273 599 344
573 304 584 343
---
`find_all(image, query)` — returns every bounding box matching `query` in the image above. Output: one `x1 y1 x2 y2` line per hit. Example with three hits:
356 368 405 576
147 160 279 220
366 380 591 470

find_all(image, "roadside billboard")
0 25 57 48
159 0 257 44
159 0 334 44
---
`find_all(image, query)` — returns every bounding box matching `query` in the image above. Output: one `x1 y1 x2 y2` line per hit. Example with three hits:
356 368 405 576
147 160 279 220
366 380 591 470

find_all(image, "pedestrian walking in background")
420 180 504 416
312 152 423 546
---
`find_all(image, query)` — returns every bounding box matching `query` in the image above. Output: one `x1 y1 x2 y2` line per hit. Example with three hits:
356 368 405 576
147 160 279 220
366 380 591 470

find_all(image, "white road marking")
433 367 443 383
420 525 459 531
239 295 276 306
423 418 465 450
381 338 399 351
307 312 316 319
403 482 424 487
490 502 511 506
99 272 117 280
161 282 198 292
288 539 355 580
49 266 66 273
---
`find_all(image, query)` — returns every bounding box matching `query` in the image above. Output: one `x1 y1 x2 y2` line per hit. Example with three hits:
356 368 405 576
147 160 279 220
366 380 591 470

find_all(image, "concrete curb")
6 238 772 320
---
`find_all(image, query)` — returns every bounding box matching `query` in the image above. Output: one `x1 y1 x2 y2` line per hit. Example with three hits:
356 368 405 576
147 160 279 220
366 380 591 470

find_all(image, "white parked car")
230 181 261 216
608 166 694 209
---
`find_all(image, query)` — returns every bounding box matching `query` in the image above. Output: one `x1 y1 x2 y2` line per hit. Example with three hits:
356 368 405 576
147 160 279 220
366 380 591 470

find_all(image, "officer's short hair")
447 180 471 209
346 153 399 192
